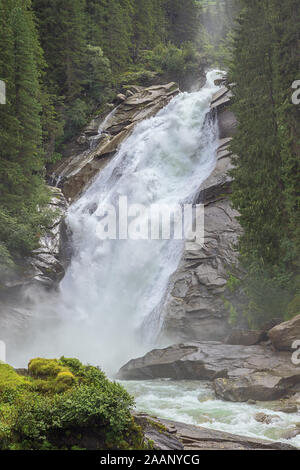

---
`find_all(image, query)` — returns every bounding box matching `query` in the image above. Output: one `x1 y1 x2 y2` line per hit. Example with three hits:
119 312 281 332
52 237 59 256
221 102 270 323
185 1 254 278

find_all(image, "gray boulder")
218 110 238 139
226 329 264 346
254 412 280 424
268 314 300 351
118 341 300 402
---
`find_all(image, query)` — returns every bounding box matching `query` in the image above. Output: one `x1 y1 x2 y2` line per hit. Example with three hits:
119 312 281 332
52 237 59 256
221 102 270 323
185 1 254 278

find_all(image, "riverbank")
122 379 300 449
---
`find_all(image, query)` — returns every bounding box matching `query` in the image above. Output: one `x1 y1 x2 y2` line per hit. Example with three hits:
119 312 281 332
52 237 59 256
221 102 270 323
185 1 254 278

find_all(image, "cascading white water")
14 71 221 374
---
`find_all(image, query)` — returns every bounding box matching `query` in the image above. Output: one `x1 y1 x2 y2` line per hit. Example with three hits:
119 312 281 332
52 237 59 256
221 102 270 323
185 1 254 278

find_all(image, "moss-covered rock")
28 358 66 378
0 357 145 450
0 363 29 393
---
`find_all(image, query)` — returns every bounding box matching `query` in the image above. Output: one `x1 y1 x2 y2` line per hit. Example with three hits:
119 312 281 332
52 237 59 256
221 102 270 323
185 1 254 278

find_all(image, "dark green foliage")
138 42 201 88
165 0 200 46
229 0 300 326
86 0 134 71
33 0 87 100
0 0 53 269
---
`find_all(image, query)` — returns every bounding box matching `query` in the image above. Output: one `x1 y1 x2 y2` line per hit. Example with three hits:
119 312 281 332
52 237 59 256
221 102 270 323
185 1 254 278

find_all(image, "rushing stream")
12 70 300 447
122 380 300 448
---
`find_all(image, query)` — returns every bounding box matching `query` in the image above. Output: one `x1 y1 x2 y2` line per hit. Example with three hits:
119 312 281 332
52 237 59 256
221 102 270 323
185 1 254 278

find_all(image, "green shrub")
139 42 200 84
0 357 145 450
0 364 29 393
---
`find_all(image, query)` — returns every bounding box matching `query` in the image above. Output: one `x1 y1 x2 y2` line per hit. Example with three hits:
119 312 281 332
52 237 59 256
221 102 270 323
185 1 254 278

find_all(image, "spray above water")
13 71 222 374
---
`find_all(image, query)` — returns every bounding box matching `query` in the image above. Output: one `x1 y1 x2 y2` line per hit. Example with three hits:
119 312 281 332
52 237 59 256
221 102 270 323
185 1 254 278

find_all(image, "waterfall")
13 71 222 374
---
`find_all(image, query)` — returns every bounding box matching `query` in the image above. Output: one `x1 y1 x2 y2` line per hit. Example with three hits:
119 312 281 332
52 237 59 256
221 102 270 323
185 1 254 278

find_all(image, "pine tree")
0 0 50 267
165 0 199 46
33 0 87 101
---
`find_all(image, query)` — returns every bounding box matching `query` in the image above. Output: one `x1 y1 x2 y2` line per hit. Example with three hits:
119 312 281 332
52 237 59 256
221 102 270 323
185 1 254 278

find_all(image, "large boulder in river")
214 373 296 402
50 83 179 201
268 314 300 351
117 341 300 402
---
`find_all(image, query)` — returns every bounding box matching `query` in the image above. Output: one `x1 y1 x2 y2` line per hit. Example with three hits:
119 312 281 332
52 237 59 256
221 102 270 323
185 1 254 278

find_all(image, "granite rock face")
1 187 68 291
29 187 69 288
211 85 237 139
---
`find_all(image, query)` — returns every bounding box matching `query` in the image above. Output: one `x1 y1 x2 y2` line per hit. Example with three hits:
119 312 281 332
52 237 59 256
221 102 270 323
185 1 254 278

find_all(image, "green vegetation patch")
0 364 29 393
0 357 145 450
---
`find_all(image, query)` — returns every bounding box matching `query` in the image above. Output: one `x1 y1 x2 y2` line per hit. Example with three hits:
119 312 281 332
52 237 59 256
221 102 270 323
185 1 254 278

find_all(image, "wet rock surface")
28 187 69 287
134 413 296 450
211 85 237 139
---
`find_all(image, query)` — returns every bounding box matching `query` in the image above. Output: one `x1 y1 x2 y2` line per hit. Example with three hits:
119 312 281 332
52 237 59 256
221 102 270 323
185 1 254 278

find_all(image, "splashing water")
12 71 221 374
122 380 300 448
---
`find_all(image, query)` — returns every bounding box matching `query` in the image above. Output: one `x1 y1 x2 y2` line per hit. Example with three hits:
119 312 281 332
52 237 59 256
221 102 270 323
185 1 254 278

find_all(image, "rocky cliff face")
29 187 69 288
160 84 240 343
51 82 180 202
1 187 68 292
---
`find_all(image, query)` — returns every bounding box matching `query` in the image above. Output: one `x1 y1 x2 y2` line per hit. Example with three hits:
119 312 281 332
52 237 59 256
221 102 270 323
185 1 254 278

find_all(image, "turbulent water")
122 380 300 448
13 71 220 373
